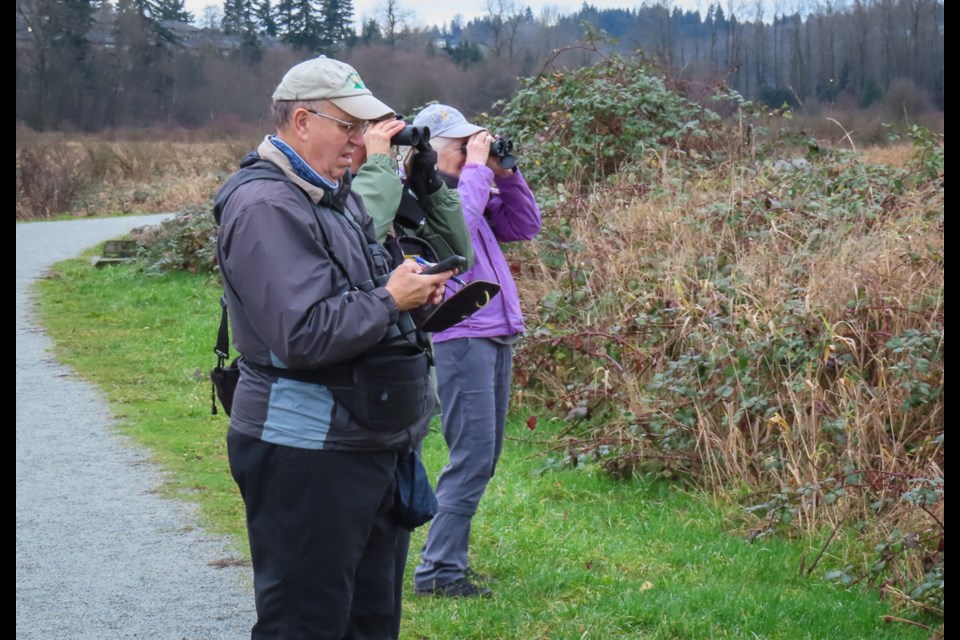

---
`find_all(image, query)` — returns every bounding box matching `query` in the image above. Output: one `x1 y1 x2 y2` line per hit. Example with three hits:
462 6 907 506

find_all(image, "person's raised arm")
352 119 407 241
485 167 542 242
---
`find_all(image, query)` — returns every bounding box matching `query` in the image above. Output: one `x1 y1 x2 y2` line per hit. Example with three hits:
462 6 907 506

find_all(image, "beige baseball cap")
272 56 394 121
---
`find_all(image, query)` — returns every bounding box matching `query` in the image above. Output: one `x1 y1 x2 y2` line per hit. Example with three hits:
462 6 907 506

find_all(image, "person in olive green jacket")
351 118 474 269
349 117 473 640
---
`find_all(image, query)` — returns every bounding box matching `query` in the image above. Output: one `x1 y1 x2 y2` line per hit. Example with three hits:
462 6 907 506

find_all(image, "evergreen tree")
276 0 323 51
223 0 263 63
110 0 181 126
319 0 355 50
223 0 254 34
257 0 279 37
155 0 191 23
115 0 177 46
359 18 382 45
16 0 95 129
448 40 483 68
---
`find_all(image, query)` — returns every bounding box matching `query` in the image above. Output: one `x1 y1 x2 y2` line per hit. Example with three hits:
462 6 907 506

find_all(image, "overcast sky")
183 1 713 31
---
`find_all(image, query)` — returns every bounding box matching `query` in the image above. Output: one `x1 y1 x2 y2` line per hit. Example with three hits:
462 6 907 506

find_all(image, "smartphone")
419 255 467 275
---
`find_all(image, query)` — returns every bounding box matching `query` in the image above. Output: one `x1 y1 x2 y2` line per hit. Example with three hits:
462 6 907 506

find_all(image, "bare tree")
753 0 766 90
815 1 838 102
376 0 413 49
850 0 869 92
772 0 785 89
726 0 746 92
200 3 222 29
531 4 560 62
652 1 675 66
483 0 524 60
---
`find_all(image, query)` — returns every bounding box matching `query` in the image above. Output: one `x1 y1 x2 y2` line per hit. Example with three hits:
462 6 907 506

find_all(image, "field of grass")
35 253 937 639
15 125 259 220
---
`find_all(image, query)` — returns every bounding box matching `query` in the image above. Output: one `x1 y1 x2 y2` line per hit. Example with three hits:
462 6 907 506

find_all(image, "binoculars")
490 136 516 170
391 115 431 152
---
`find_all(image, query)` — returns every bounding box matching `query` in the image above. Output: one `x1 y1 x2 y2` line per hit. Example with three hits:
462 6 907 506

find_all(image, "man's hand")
363 119 406 158
385 259 451 310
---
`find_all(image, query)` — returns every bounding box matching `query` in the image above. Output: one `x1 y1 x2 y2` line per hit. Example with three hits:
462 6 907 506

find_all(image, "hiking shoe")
415 577 492 598
464 567 493 582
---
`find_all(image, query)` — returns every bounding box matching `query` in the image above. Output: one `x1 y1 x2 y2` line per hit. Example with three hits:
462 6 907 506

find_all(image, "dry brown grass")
511 140 943 589
774 106 943 149
16 129 258 219
860 142 919 167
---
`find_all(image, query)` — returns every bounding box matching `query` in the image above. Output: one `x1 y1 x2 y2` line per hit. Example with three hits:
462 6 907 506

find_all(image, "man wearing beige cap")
215 56 454 639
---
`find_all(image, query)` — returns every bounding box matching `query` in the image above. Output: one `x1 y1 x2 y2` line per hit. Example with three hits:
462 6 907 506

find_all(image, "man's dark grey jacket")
215 138 431 451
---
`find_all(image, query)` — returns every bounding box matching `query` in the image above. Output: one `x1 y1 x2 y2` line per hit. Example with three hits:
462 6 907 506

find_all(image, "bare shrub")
17 138 93 219
885 77 936 122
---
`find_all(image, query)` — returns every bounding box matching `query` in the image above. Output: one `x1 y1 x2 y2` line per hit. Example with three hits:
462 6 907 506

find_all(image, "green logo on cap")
346 72 365 90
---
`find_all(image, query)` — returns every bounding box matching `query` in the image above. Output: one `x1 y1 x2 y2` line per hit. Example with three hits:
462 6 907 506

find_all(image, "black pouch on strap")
245 342 432 432
394 448 438 530
210 357 241 417
329 344 432 432
210 296 240 416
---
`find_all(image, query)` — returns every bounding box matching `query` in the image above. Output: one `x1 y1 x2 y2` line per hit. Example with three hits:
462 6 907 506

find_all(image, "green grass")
36 256 934 640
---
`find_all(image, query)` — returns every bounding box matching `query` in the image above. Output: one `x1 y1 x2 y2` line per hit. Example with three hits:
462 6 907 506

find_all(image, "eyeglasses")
306 110 370 135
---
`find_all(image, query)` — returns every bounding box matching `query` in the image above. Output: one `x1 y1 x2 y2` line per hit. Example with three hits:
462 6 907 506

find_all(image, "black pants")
228 429 399 640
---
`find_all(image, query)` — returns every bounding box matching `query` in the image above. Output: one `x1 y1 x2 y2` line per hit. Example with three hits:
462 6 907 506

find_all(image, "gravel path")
16 216 255 640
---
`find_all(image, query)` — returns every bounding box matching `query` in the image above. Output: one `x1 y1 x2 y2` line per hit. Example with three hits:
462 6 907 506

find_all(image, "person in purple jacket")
411 104 542 598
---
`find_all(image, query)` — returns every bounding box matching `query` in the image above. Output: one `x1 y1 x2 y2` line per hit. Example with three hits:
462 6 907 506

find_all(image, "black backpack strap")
215 295 230 365
210 156 292 414
211 295 231 416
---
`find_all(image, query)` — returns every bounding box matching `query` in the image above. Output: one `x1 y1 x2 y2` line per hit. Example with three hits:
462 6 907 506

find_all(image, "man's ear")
291 108 311 141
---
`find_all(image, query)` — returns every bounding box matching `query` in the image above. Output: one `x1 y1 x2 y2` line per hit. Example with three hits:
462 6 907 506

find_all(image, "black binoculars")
391 115 431 151
490 136 517 170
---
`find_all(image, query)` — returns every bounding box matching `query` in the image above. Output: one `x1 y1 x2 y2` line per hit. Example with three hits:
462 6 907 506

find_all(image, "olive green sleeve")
351 153 403 243
419 183 475 270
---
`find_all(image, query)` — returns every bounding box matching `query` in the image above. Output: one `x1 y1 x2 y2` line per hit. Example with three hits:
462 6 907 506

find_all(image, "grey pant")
414 337 513 590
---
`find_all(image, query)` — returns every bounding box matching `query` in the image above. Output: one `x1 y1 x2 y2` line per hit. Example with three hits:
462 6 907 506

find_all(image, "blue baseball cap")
413 104 485 139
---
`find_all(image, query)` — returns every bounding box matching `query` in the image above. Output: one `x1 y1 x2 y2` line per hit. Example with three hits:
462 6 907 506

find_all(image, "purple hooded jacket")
433 163 542 343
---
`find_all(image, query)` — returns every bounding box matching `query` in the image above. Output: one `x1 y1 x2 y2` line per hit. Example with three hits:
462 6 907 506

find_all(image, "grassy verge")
36 256 934 639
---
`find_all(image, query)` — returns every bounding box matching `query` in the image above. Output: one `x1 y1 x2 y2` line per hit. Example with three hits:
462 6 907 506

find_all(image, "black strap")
394 187 427 230
211 295 232 415
244 360 351 386
215 295 230 364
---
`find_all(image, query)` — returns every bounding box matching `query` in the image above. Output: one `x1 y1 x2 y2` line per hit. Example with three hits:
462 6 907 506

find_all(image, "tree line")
16 0 944 132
